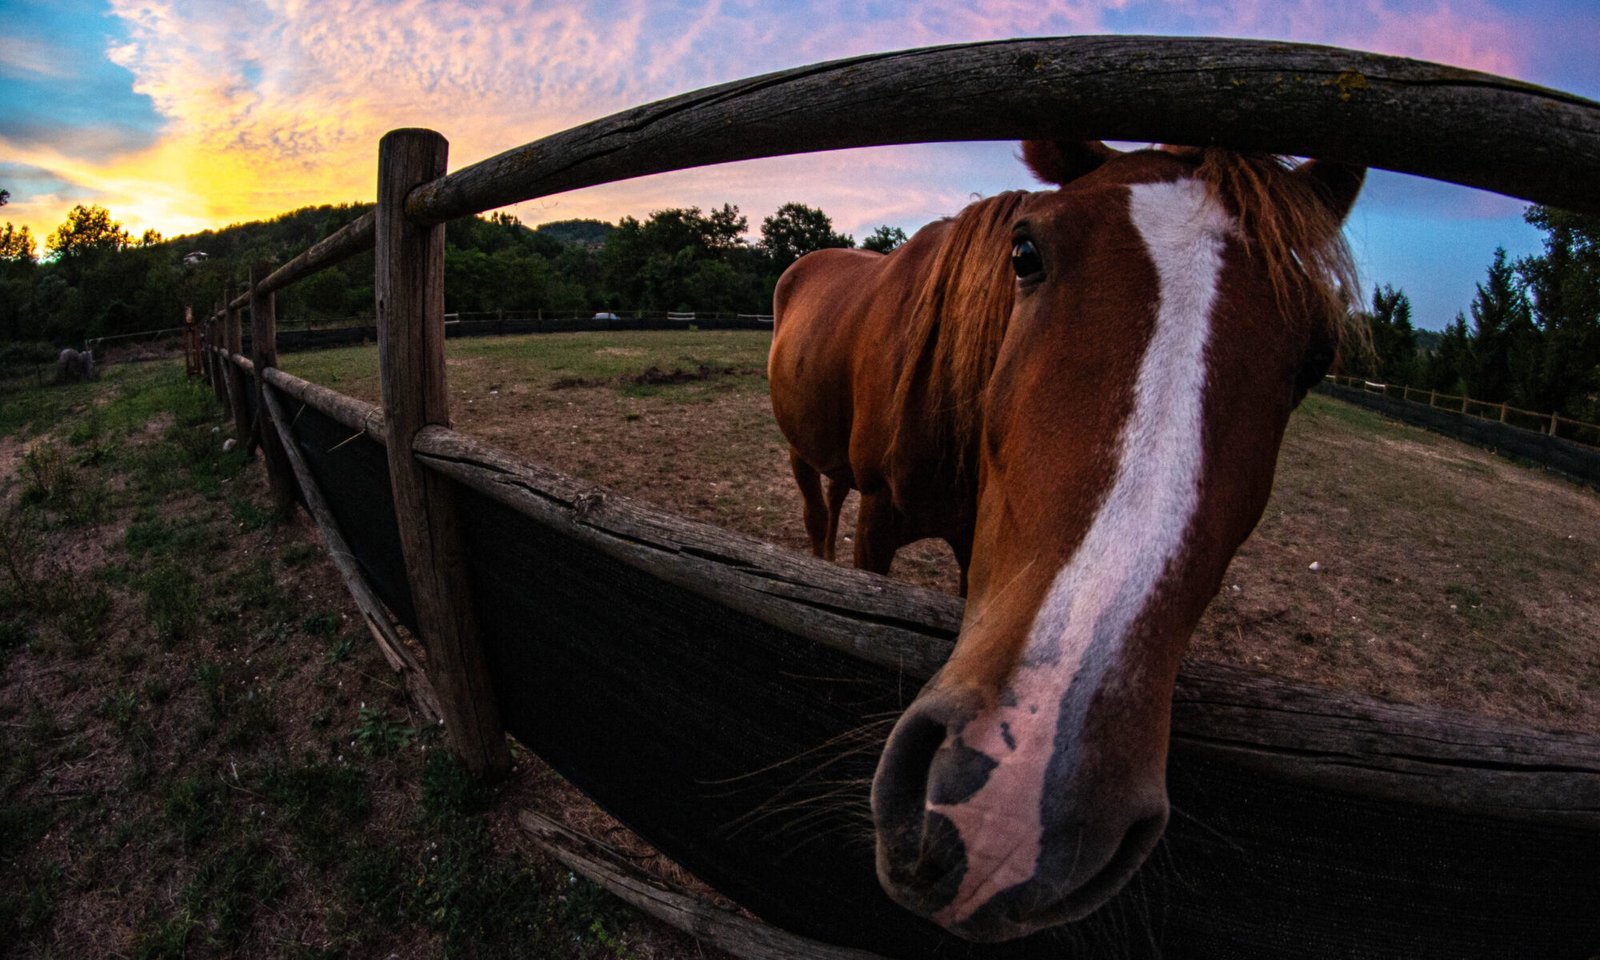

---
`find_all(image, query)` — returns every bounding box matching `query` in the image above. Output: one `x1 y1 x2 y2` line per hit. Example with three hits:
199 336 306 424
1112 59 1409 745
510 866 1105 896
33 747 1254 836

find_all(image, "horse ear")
1021 141 1119 186
1296 160 1365 224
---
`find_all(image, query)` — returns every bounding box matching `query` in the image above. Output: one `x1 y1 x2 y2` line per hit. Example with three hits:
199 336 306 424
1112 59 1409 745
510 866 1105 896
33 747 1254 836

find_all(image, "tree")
0 223 36 262
1425 314 1472 393
862 225 908 254
0 221 39 340
1363 284 1417 383
601 205 760 311
46 205 132 261
1518 205 1600 419
761 202 853 270
1465 247 1533 402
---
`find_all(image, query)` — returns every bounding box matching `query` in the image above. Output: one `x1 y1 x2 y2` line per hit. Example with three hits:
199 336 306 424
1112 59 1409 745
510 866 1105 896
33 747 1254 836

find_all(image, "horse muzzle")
870 686 1169 942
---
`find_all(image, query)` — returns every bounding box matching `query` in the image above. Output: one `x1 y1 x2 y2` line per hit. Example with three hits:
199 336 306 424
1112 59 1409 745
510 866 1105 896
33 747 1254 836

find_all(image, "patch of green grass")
52 581 113 658
124 510 182 558
283 329 773 404
229 497 278 532
142 562 200 648
261 760 370 870
232 557 290 617
302 611 340 636
0 857 60 947
20 444 75 510
280 542 322 568
324 633 356 663
350 706 415 757
406 754 636 959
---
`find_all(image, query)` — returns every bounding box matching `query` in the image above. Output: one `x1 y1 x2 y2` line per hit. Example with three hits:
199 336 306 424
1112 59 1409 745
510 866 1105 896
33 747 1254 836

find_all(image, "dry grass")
287 330 1600 735
0 360 729 959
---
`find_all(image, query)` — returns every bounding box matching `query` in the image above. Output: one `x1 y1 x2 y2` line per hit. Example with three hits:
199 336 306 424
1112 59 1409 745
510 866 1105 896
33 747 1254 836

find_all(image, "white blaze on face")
932 178 1231 925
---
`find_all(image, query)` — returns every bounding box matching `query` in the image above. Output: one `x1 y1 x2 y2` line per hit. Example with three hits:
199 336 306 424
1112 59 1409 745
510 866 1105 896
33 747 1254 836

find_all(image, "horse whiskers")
1166 802 1245 858
721 776 875 839
724 793 879 853
697 713 899 787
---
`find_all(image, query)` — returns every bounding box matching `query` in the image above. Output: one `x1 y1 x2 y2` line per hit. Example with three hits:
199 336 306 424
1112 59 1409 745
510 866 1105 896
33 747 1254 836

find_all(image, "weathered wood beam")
261 382 442 723
519 811 890 960
411 422 1600 825
223 292 253 443
261 367 386 444
227 211 375 309
407 36 1600 224
376 128 509 780
249 261 297 517
412 425 960 679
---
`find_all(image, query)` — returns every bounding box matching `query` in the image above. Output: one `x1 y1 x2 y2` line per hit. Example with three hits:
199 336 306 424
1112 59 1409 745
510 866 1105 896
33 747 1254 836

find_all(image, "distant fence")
1326 374 1600 446
1319 378 1600 490
85 310 775 365
191 37 1600 960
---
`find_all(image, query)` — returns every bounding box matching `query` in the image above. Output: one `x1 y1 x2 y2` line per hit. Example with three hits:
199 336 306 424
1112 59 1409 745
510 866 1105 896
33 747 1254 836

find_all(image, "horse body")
769 142 1362 941
771 221 987 575
56 348 97 383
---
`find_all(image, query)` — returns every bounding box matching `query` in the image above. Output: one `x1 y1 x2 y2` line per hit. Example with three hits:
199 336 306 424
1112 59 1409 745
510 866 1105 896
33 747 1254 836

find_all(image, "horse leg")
822 477 850 561
853 490 901 576
789 449 830 558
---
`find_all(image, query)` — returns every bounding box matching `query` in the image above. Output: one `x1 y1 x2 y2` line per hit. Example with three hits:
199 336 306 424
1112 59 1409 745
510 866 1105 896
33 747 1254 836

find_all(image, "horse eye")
1012 239 1043 280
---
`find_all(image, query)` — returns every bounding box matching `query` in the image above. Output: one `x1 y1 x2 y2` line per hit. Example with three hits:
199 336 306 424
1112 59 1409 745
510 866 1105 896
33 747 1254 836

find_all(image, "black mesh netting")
279 393 1600 959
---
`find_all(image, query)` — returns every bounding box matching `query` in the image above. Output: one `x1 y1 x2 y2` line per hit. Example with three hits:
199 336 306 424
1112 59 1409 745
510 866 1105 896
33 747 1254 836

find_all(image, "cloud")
0 35 77 80
7 0 1583 251
1144 0 1525 76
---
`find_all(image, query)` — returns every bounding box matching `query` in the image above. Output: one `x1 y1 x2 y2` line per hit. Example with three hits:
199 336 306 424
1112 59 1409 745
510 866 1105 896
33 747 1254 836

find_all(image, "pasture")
0 361 723 958
282 328 1600 735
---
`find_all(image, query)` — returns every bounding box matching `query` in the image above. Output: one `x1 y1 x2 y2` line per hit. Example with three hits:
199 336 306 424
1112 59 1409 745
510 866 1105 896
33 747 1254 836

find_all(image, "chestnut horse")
768 141 1362 941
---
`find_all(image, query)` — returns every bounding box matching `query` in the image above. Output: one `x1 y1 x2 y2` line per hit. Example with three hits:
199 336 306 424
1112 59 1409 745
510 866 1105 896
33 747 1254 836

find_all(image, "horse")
56 348 97 383
768 141 1362 941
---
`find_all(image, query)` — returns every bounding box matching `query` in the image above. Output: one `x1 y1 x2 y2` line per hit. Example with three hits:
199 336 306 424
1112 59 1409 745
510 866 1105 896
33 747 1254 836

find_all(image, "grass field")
285 329 1600 733
0 361 720 958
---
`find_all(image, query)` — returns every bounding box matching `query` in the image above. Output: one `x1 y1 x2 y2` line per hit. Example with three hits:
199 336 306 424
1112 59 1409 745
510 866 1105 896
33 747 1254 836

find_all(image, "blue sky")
2 0 1596 329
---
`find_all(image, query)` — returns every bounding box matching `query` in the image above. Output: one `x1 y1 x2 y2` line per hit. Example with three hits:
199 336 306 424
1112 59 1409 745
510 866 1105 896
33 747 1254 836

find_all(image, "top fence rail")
227 35 1600 311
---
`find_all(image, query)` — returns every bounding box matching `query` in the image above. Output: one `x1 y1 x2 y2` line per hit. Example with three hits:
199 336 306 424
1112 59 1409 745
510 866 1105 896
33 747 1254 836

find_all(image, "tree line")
1343 206 1599 423
0 192 907 364
3 188 1595 422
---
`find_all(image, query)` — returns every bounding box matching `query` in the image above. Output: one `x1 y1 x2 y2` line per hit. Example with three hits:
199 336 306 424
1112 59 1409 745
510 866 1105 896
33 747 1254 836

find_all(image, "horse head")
870 142 1363 940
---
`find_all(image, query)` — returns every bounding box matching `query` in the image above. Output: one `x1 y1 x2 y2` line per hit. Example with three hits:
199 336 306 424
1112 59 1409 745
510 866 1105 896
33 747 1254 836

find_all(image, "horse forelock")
1186 148 1365 353
889 190 1030 476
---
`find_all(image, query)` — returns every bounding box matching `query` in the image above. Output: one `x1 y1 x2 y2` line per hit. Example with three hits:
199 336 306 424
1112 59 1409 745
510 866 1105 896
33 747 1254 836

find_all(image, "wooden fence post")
225 292 252 442
209 303 228 406
250 262 298 517
375 128 510 780
198 314 212 387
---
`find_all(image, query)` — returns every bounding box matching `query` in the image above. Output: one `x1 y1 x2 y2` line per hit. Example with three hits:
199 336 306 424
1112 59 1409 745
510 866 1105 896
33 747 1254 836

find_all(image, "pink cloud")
1156 0 1525 77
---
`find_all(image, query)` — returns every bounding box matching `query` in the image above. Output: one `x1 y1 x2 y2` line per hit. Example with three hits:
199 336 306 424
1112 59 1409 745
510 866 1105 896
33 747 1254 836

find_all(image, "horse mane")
1183 147 1365 353
889 149 1363 481
889 190 1030 477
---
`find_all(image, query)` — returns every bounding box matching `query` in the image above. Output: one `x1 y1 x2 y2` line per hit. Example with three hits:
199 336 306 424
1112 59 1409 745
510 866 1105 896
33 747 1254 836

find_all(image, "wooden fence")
194 38 1600 960
1327 374 1600 445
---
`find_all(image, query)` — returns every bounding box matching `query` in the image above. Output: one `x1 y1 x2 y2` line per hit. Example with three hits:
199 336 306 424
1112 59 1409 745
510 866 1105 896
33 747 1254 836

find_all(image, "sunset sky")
3 0 1596 329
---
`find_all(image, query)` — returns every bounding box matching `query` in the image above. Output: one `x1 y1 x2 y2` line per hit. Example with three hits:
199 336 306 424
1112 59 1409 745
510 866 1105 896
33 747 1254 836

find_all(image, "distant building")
182 251 209 265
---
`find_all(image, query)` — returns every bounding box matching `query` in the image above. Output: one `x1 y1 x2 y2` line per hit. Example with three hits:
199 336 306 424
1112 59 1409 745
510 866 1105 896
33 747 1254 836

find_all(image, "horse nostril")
872 707 949 832
1070 808 1168 911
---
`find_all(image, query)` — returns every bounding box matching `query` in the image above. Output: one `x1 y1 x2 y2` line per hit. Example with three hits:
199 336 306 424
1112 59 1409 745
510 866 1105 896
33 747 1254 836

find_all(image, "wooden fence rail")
1329 374 1600 443
191 36 1600 960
